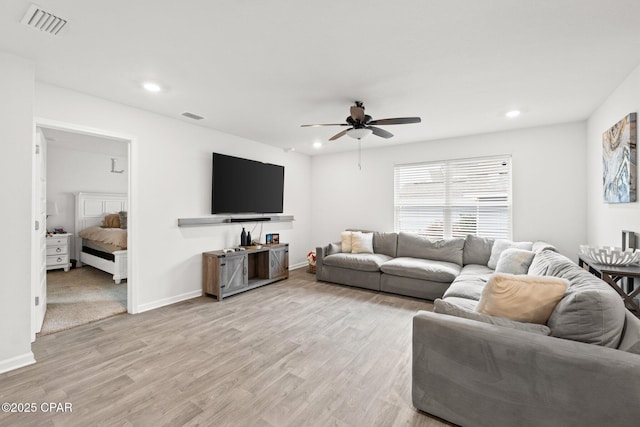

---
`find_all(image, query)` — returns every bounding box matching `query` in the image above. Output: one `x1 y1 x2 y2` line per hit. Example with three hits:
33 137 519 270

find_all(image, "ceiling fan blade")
350 105 365 122
369 126 394 139
301 123 349 127
329 129 350 141
368 117 421 126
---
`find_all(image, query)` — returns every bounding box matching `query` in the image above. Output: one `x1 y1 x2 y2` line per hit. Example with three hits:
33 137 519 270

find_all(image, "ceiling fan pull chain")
358 139 362 170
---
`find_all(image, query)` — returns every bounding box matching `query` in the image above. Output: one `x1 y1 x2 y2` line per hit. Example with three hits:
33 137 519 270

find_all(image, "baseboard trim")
289 262 307 270
0 352 36 374
136 290 202 314
137 264 308 313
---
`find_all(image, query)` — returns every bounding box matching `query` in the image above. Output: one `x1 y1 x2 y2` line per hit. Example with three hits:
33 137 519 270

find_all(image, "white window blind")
394 156 512 239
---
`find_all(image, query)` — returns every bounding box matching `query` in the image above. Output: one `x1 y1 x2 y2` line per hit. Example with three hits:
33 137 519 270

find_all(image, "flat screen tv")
211 153 284 214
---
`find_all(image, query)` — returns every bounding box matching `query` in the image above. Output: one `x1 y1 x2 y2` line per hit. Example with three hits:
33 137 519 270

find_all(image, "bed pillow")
495 248 535 275
102 213 121 228
476 273 568 324
351 231 374 254
341 231 353 253
118 211 128 229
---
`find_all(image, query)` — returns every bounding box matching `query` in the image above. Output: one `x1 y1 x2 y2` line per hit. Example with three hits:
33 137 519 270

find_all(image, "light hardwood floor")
0 269 451 427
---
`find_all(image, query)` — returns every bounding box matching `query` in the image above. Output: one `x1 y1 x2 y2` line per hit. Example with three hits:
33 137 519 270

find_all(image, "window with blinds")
394 156 512 239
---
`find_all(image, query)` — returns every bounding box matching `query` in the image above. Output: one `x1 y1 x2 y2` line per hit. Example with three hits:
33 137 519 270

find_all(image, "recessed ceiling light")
313 142 323 149
142 82 162 93
505 110 521 118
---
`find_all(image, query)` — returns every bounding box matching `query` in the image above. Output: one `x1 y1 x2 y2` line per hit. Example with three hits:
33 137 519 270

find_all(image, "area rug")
39 266 127 336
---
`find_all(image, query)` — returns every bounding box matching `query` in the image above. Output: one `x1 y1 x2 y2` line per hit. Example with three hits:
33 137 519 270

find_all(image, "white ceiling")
3 0 640 155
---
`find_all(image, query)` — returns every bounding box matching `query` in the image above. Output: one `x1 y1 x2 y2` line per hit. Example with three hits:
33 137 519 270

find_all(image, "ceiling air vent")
182 112 204 120
21 4 68 35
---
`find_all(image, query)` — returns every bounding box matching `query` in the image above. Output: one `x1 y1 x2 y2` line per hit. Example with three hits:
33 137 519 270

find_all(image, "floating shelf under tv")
177 215 294 227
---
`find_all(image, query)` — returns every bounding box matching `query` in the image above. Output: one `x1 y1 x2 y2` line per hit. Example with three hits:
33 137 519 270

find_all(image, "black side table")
578 256 640 314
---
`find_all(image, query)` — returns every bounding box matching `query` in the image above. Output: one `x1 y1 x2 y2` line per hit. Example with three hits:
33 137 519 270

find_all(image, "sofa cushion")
435 299 552 336
618 311 640 355
373 232 398 257
327 242 342 255
463 234 494 266
477 273 568 324
323 253 392 272
381 257 461 283
351 231 374 254
442 264 493 301
495 248 535 275
487 239 533 269
397 233 464 266
528 249 556 276
538 251 626 348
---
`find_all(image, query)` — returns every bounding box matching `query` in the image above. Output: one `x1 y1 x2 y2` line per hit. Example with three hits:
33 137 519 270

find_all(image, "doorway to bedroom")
32 123 132 338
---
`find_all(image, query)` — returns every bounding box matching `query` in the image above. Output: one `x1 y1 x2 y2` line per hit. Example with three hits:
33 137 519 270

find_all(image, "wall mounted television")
211 153 284 214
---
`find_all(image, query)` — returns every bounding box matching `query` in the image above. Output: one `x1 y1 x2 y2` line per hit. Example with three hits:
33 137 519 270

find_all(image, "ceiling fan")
301 101 421 141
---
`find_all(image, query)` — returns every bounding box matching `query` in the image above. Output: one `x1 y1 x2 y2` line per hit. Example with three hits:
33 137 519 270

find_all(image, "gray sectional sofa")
317 232 474 300
316 231 640 426
316 231 551 300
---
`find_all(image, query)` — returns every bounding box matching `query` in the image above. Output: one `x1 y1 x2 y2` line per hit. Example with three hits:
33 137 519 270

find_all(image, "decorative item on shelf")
579 245 640 266
266 234 273 244
307 250 316 274
247 231 252 246
272 233 280 244
241 227 247 246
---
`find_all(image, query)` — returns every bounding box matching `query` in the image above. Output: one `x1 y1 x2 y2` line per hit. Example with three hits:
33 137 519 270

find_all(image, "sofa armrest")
413 310 640 427
315 244 331 279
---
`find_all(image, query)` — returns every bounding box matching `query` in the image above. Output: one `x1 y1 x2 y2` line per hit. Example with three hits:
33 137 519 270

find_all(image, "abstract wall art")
603 113 637 203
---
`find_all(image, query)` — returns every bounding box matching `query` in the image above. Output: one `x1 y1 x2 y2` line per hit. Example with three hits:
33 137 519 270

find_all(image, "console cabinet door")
269 246 289 279
221 254 248 294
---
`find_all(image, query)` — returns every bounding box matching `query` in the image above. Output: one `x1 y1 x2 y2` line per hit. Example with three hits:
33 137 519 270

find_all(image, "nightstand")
46 233 72 272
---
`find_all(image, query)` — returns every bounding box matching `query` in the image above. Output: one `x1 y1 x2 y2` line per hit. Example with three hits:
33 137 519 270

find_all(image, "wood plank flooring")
0 269 451 427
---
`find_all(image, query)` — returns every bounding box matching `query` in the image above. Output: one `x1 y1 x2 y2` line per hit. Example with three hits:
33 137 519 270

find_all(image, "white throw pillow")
351 231 374 254
476 273 568 324
495 248 535 275
487 239 533 269
341 231 353 253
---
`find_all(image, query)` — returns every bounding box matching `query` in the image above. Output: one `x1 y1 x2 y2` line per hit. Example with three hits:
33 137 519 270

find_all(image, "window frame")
393 155 513 240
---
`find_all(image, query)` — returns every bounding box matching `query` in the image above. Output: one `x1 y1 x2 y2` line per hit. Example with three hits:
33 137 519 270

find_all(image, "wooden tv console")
202 244 289 300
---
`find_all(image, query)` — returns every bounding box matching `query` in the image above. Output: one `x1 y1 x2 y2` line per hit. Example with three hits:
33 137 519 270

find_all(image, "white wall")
0 52 35 373
586 64 640 247
310 122 587 258
46 142 128 236
35 83 312 312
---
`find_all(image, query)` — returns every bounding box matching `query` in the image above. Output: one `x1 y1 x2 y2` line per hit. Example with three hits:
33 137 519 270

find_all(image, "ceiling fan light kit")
346 128 373 139
301 101 421 142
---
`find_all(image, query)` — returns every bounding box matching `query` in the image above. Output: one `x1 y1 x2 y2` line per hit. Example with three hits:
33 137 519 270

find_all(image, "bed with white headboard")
75 192 128 284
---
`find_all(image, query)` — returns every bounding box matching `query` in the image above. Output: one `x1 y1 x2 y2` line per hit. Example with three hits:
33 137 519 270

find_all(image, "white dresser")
46 233 72 272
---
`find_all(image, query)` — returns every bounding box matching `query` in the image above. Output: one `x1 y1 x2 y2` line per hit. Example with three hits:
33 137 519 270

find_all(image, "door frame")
32 117 138 340
31 128 47 339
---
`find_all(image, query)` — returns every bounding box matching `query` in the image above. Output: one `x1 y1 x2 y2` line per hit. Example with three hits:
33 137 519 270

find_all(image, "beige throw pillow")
351 231 374 254
476 273 568 324
341 231 353 253
102 213 121 228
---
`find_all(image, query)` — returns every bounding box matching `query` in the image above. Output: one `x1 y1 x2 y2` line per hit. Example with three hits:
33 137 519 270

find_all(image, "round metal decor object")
579 245 640 266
